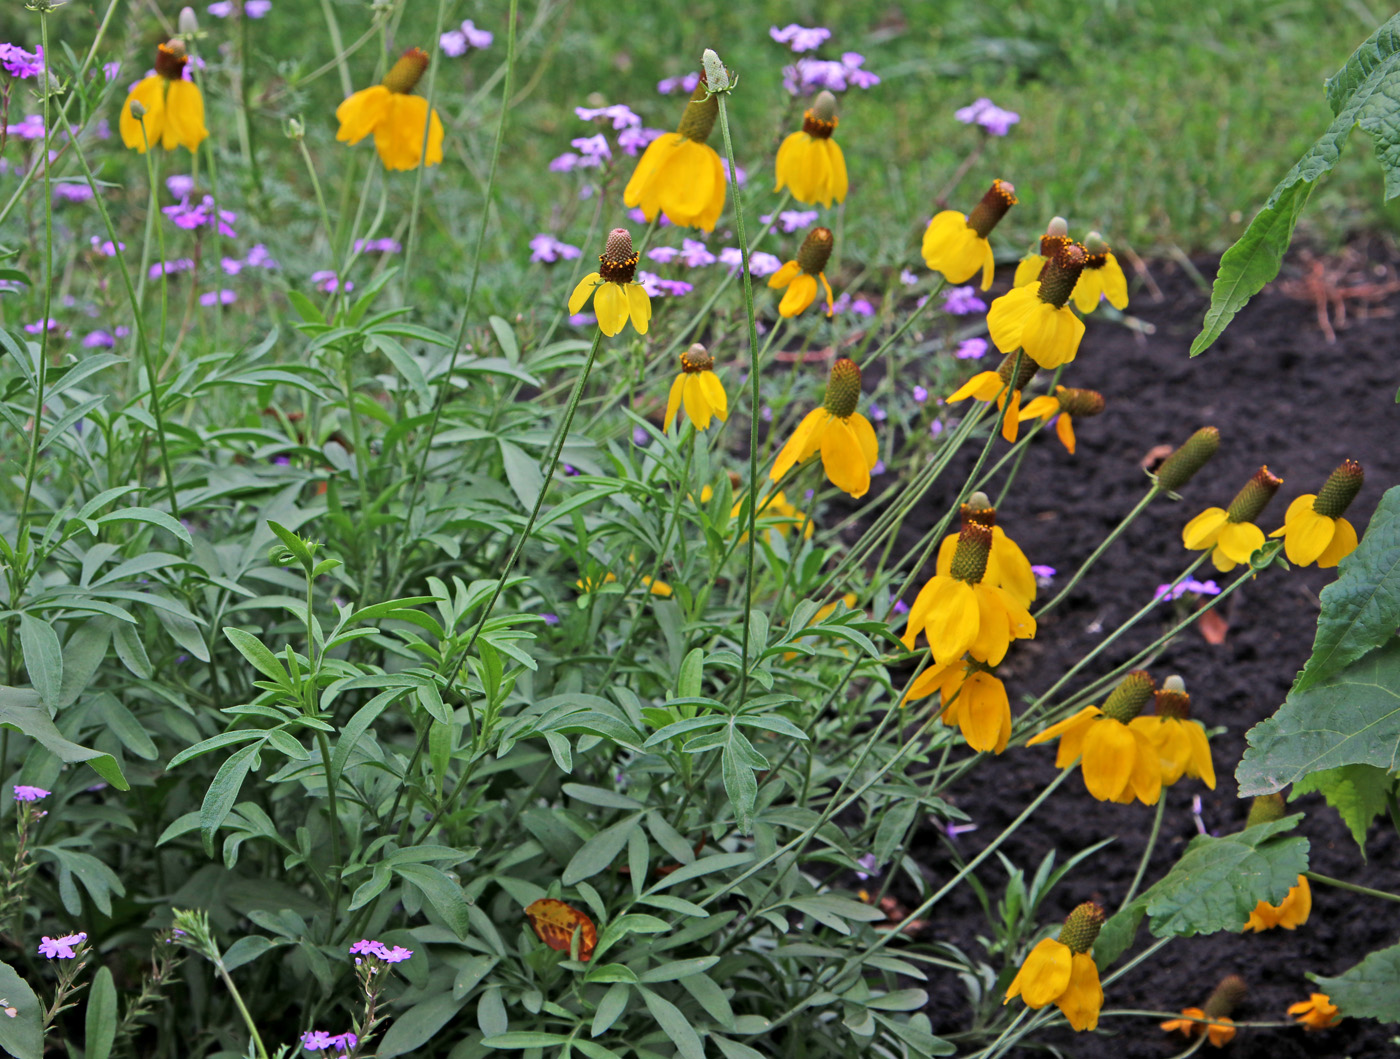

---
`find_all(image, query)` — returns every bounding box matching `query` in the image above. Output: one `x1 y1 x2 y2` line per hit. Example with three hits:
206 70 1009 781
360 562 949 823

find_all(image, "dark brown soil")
884 239 1400 1057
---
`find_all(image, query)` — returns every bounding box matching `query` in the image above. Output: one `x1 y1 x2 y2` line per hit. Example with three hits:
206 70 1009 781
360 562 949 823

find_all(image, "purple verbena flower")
549 152 580 172
930 420 945 438
776 209 818 234
718 247 781 277
166 174 195 199
868 401 886 422
955 337 988 360
892 599 909 615
632 426 649 446
942 286 986 315
954 97 1020 137
199 289 237 307
53 183 94 203
207 1 234 14
900 268 920 286
568 312 595 327
6 115 44 140
782 53 879 95
769 24 831 53
300 1030 333 1051
628 207 670 227
529 234 581 264
912 385 928 403
575 103 640 130
162 195 237 238
246 0 272 16
101 60 121 82
657 72 699 95
0 45 44 81
220 257 244 276
678 239 715 268
647 246 680 264
149 258 195 279
617 126 663 156
1031 565 1056 587
24 318 65 336
570 133 610 166
353 237 402 254
13 786 48 802
542 613 560 625
311 270 351 293
854 852 880 880
38 932 86 959
244 244 278 269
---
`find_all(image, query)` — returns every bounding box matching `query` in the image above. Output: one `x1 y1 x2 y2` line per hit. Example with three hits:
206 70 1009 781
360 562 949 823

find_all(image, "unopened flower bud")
701 49 730 92
1101 670 1156 723
822 358 862 419
286 117 305 139
128 99 148 120
1313 459 1364 519
677 73 719 141
950 522 993 584
1226 466 1282 523
1153 427 1220 493
1037 243 1088 307
178 6 199 34
995 351 1039 391
797 226 834 276
1204 975 1247 1019
1057 901 1106 954
1246 793 1286 828
965 179 1016 238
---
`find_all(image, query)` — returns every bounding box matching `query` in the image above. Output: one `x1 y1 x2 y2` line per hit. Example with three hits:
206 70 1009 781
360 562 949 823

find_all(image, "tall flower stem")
714 90 764 714
1122 793 1167 907
1037 486 1159 616
401 0 451 294
1305 871 1400 904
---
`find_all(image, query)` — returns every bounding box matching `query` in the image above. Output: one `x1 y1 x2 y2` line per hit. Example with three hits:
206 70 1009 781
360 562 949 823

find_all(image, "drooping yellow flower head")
568 228 653 337
1183 466 1283 573
1004 902 1105 1031
933 494 1038 609
1028 670 1162 805
903 521 1036 667
987 241 1088 368
774 90 848 208
1071 232 1130 313
665 344 728 432
1288 993 1341 1031
1269 459 1363 568
922 179 1016 291
1161 975 1245 1047
768 226 836 317
1243 874 1311 932
575 570 672 597
1012 217 1070 288
1017 386 1105 455
771 357 877 498
624 76 726 231
120 41 208 154
335 48 445 171
697 483 814 542
904 659 1012 754
1131 676 1215 789
947 352 1039 443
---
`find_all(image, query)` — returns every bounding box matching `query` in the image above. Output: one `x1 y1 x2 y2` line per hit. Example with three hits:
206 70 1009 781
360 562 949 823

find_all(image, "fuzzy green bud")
949 522 992 584
797 226 834 276
1153 427 1220 493
1101 670 1156 723
1056 901 1106 954
1246 793 1286 828
822 358 861 419
1312 459 1364 519
965 179 1016 238
1226 466 1283 524
1204 975 1247 1019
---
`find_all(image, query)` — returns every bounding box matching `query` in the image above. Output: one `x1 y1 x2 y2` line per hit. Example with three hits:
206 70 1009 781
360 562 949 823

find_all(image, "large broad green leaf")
0 689 129 790
1191 15 1400 356
1237 639 1400 795
1314 943 1400 1023
0 959 42 1059
1093 901 1147 972
1296 486 1400 693
1135 817 1309 938
1291 764 1394 855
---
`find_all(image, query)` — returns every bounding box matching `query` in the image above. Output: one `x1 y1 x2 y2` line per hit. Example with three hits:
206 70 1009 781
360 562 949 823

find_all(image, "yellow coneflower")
1288 993 1341 1031
1017 386 1106 454
1012 217 1070 288
902 522 1036 667
774 90 848 208
575 571 672 597
1071 232 1129 313
1131 676 1215 789
947 352 1040 443
922 179 1016 291
700 483 815 542
568 229 653 337
1028 671 1162 805
664 344 728 432
1183 466 1282 573
933 494 1037 608
1004 902 1105 1032
904 659 1012 754
1269 459 1363 568
768 226 836 317
120 41 208 153
335 48 445 171
624 76 726 231
1161 975 1245 1048
771 358 877 498
987 241 1088 369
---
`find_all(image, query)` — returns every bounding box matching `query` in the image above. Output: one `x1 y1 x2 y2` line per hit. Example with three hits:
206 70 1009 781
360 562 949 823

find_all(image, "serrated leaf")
1296 485 1400 692
1314 942 1400 1023
1137 816 1309 938
1238 639 1400 796
1291 764 1394 855
1093 900 1146 972
1191 15 1400 356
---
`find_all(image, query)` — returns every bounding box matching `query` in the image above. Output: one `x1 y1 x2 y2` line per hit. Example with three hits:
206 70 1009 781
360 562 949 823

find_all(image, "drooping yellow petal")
373 94 442 171
162 79 208 152
1283 506 1336 566
1027 705 1100 747
568 273 602 315
1021 303 1086 369
1184 720 1216 788
990 528 1037 608
336 85 392 145
923 577 980 666
1100 253 1129 309
682 374 712 431
826 138 848 204
1182 508 1230 550
767 260 801 289
700 371 728 422
1125 726 1163 804
960 672 1011 753
1275 875 1311 928
1317 517 1357 568
120 76 167 152
1216 520 1265 565
779 274 818 317
773 131 805 195
819 273 835 315
1056 413 1077 454
627 283 652 335
1069 268 1105 314
1081 718 1137 802
987 284 1041 354
1005 938 1072 1008
664 375 686 432
969 584 1012 666
1018 395 1060 421
1013 254 1047 288
947 371 1004 404
1055 952 1103 1031
820 416 872 498
771 409 828 482
848 413 879 470
623 134 683 215
999 388 1022 443
922 212 990 286
593 282 629 337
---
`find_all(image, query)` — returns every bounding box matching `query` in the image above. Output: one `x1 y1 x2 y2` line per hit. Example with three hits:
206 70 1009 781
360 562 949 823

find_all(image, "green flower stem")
1104 935 1171 987
319 0 355 98
714 91 764 716
141 141 171 394
1305 871 1400 904
401 0 452 294
1122 792 1167 908
993 366 1064 506
339 350 375 594
971 1009 1028 1059
315 730 343 922
1102 1010 1297 1029
1036 485 1160 617
397 0 519 575
296 136 338 253
212 957 270 1059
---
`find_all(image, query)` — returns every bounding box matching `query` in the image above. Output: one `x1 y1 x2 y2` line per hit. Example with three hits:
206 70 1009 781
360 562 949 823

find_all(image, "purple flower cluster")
13 785 49 802
1031 565 1056 586
1155 579 1222 602
348 938 412 964
782 53 879 95
647 239 715 268
529 234 581 264
208 0 271 16
657 72 699 96
769 24 831 53
53 183 95 204
440 19 492 56
759 208 819 234
25 318 66 336
717 247 782 278
220 244 280 275
954 97 1020 137
0 44 44 80
832 292 875 317
89 237 124 257
199 289 237 307
636 271 692 298
38 932 86 959
83 327 130 348
149 258 195 279
163 195 238 238
301 1030 358 1054
575 104 639 131
6 115 44 141
942 286 986 316
353 237 401 254
311 270 351 294
955 338 988 360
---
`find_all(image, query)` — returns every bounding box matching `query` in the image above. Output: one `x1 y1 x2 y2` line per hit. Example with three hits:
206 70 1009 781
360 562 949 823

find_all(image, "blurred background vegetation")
3 0 1396 320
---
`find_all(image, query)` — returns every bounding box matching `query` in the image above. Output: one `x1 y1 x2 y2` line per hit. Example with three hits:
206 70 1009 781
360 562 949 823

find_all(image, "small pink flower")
38 932 87 959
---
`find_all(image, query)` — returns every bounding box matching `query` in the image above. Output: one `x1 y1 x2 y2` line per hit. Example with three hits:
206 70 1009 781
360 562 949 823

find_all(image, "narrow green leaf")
393 863 471 938
0 959 42 1059
17 614 62 706
0 694 129 789
378 992 466 1056
640 987 705 1059
563 816 640 886
200 741 262 855
223 627 291 686
83 966 117 1059
95 507 192 545
498 439 543 511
